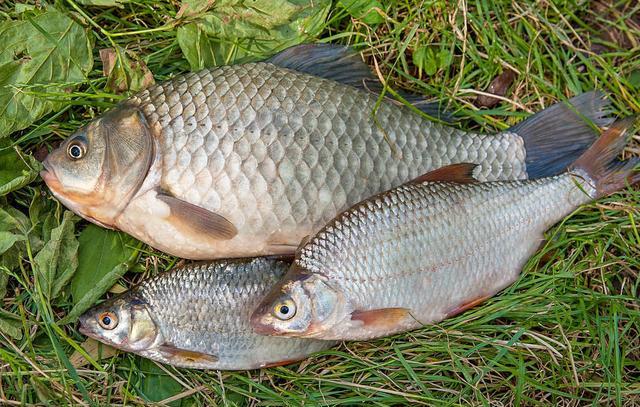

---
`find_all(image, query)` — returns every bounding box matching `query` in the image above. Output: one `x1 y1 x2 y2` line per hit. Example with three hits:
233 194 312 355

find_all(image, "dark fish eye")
67 141 86 160
98 311 118 330
273 299 296 320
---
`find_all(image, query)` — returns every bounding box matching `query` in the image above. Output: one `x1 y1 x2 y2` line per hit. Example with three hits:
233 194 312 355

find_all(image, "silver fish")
251 119 638 340
79 257 335 370
42 44 611 259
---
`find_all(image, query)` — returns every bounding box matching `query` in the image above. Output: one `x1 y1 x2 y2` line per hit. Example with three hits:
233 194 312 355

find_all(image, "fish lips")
77 314 97 338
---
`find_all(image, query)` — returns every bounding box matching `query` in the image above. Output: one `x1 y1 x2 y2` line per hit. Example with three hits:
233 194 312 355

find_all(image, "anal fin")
157 192 237 240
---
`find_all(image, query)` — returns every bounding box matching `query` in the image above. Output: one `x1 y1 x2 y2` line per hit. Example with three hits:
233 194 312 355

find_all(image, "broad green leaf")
0 231 24 255
0 9 93 138
176 0 331 70
338 0 384 25
0 207 29 270
136 358 185 406
0 146 41 196
33 211 78 301
176 0 216 17
0 309 22 340
99 47 155 93
62 225 136 323
0 208 26 262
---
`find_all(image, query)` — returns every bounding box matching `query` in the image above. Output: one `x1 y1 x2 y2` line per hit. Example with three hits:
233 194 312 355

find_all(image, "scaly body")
251 119 638 340
79 258 334 370
42 44 611 259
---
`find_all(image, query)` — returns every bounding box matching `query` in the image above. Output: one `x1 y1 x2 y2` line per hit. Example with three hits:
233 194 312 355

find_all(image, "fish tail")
570 117 639 199
509 91 613 178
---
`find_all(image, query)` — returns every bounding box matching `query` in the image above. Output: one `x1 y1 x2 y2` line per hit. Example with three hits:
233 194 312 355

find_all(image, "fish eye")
67 141 86 160
273 299 296 320
98 312 118 330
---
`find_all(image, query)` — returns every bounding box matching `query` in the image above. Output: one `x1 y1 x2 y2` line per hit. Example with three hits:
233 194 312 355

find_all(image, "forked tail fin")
509 91 613 178
570 117 639 199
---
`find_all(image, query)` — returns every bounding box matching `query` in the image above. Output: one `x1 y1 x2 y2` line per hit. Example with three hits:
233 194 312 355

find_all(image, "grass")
1 0 639 405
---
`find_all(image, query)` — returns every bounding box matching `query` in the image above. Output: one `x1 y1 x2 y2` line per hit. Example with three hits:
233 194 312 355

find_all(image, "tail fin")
570 117 639 199
509 91 613 178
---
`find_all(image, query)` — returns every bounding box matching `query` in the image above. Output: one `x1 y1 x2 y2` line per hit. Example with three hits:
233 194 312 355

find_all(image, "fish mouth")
40 158 63 194
77 316 95 338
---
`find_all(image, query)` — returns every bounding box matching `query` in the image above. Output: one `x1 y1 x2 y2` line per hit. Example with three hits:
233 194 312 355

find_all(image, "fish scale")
42 44 611 259
80 258 334 370
132 62 526 257
292 174 591 339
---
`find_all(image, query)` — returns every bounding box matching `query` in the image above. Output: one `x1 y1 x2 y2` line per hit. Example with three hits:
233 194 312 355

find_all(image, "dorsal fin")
267 44 376 88
267 44 454 122
411 163 479 184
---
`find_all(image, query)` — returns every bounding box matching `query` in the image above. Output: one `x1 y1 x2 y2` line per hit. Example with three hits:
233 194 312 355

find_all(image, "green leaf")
99 47 155 93
176 0 331 70
0 207 29 267
61 225 136 324
33 211 78 301
338 0 384 25
0 231 24 255
0 309 22 340
0 146 41 196
0 9 93 138
136 358 185 406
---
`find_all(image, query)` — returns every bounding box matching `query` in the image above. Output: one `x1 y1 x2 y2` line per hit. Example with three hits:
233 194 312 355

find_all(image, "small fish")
42 44 612 260
79 257 335 370
251 119 638 340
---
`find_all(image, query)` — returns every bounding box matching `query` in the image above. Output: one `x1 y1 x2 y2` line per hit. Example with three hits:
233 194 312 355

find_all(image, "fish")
78 257 335 370
250 118 639 340
41 43 613 260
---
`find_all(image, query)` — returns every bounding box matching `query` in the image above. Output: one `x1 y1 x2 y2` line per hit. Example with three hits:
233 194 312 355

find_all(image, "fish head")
251 264 344 338
41 105 154 229
79 294 162 352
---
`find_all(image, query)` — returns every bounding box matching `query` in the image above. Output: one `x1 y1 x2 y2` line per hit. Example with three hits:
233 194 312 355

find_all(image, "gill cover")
42 103 154 227
99 105 154 207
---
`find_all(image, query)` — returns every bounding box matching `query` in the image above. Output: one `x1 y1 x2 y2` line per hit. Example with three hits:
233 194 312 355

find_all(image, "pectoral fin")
157 344 219 364
350 308 411 332
157 192 237 240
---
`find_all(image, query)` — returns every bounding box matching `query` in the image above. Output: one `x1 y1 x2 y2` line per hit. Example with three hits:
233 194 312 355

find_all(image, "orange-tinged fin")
350 308 411 331
446 295 491 318
411 163 479 184
569 117 639 198
158 345 218 364
261 357 304 369
157 192 237 240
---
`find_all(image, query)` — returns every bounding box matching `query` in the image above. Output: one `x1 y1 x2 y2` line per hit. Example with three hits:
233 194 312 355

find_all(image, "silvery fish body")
251 119 638 340
41 44 611 259
79 258 334 370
